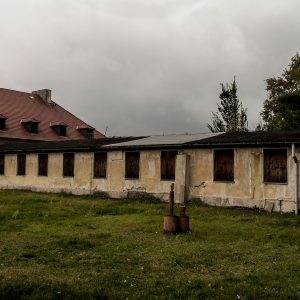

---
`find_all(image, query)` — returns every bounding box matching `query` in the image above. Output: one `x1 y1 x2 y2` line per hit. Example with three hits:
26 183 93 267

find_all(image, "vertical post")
163 183 178 233
169 183 174 216
292 144 298 215
296 163 299 215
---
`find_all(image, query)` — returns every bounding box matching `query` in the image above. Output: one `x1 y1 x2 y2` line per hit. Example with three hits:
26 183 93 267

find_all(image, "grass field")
1 190 300 299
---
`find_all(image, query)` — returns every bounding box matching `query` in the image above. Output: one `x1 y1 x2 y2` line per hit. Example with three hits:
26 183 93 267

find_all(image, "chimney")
32 89 52 104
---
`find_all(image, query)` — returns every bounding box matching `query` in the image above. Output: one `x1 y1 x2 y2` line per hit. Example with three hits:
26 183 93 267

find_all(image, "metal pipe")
169 183 175 216
292 144 298 215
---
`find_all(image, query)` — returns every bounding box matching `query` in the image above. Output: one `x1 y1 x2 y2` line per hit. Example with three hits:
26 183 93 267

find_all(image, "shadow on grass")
56 238 94 250
0 281 109 300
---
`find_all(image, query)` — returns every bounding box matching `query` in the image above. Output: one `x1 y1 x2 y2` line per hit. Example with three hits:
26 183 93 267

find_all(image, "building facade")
0 132 299 213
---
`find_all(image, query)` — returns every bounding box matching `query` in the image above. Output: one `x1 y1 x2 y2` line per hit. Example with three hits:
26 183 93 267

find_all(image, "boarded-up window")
0 154 4 175
38 154 48 176
214 149 234 182
125 152 140 179
161 151 177 180
63 153 74 177
17 154 26 176
264 149 287 183
94 152 107 178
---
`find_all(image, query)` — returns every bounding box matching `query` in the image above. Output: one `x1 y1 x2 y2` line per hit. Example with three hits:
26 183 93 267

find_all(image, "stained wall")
0 147 295 212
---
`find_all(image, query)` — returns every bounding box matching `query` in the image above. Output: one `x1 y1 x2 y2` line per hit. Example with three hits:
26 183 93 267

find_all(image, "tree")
261 53 300 130
207 78 248 132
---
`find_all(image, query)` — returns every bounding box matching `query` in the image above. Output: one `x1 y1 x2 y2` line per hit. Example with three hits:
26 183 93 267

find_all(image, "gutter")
292 144 299 215
102 140 300 151
1 140 300 154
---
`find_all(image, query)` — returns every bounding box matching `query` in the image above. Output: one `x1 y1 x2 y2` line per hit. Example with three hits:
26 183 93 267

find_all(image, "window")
161 151 177 180
17 154 26 176
26 122 38 134
0 154 4 175
21 119 39 134
50 122 68 137
63 153 74 177
125 152 140 179
38 154 48 176
214 149 234 182
94 152 107 178
54 126 67 136
77 128 94 139
264 149 287 183
0 119 6 131
59 126 67 136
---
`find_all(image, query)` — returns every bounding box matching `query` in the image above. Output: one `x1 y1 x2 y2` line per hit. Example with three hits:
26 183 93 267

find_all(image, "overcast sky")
0 0 299 136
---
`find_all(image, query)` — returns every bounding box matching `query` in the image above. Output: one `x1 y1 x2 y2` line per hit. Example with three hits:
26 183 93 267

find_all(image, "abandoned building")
0 131 299 213
0 88 104 141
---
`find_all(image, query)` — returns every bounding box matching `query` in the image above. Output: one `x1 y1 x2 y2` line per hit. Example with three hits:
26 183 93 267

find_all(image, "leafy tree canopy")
208 78 248 133
261 53 300 130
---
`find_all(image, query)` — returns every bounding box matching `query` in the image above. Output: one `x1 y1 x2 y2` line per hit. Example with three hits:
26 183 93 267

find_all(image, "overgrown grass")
1 190 300 299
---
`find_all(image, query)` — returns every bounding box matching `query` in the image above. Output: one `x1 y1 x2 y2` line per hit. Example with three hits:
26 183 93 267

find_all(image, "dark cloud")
0 0 299 136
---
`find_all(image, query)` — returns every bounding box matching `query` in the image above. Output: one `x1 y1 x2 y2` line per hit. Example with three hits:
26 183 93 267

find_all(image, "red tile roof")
20 117 40 123
0 88 105 141
49 121 68 127
76 123 94 130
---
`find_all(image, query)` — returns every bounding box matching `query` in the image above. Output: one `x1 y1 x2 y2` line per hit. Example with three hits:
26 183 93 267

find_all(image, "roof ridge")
0 88 33 95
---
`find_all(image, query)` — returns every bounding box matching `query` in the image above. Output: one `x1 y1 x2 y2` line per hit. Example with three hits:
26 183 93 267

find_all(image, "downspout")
292 144 298 215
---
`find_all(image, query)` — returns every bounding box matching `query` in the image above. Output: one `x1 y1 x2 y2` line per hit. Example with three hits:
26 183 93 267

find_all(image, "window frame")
25 122 38 134
17 154 26 176
38 153 48 177
213 149 235 183
94 152 107 179
160 150 178 181
263 148 288 184
125 151 140 180
52 125 67 137
59 126 67 137
63 153 75 177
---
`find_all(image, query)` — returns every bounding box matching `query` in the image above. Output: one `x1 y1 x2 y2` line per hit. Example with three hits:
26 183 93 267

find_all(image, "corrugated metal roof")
104 133 222 147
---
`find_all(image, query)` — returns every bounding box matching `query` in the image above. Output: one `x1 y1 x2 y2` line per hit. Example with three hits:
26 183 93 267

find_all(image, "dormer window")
0 114 8 131
50 121 68 137
20 118 40 134
77 124 94 139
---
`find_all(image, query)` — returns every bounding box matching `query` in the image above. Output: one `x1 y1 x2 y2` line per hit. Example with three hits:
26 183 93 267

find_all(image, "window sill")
125 178 139 180
161 179 175 181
